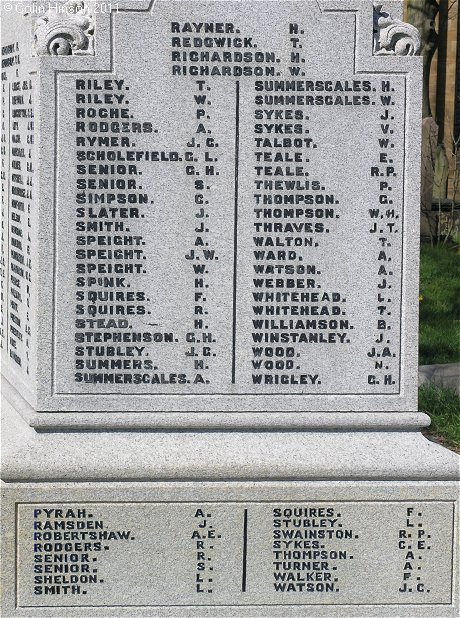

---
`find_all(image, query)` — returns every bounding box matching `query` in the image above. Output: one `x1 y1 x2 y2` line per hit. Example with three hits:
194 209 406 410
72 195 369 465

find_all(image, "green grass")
419 244 460 365
419 383 460 450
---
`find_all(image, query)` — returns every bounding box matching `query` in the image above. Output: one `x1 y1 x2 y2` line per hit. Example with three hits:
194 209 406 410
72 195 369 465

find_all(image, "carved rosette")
33 0 94 56
373 3 421 56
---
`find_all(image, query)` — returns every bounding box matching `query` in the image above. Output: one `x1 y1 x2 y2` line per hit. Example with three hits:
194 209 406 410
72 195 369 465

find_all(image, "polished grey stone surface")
1 0 423 414
1 1 458 616
2 377 458 483
2 379 460 616
2 480 459 617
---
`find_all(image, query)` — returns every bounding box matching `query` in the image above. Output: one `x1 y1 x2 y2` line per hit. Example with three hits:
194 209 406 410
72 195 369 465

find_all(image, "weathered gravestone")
1 0 459 615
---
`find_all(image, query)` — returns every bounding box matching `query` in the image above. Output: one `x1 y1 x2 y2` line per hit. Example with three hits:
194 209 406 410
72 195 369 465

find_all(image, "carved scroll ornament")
373 3 421 56
33 0 94 56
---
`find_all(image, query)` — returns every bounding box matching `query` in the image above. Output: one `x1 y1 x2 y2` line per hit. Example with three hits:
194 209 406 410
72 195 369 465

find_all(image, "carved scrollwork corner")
373 3 421 56
33 0 95 56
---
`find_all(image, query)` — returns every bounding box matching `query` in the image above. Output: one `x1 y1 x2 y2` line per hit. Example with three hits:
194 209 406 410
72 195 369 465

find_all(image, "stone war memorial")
1 0 459 615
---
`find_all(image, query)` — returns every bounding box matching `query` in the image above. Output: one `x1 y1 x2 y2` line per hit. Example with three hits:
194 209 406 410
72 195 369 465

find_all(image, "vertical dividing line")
231 80 240 385
242 507 248 592
398 79 407 394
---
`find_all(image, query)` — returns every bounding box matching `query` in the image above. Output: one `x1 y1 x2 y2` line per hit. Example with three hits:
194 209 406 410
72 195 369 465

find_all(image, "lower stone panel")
1 481 458 617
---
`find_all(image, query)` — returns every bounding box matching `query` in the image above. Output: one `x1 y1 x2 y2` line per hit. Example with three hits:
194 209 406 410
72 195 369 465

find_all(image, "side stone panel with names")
1 20 37 397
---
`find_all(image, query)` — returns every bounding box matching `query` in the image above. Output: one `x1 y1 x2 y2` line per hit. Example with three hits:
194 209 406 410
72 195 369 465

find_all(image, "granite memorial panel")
1 1 459 616
1 0 425 413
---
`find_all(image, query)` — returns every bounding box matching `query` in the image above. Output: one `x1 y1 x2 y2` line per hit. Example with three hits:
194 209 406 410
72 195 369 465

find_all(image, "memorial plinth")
1 1 459 616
